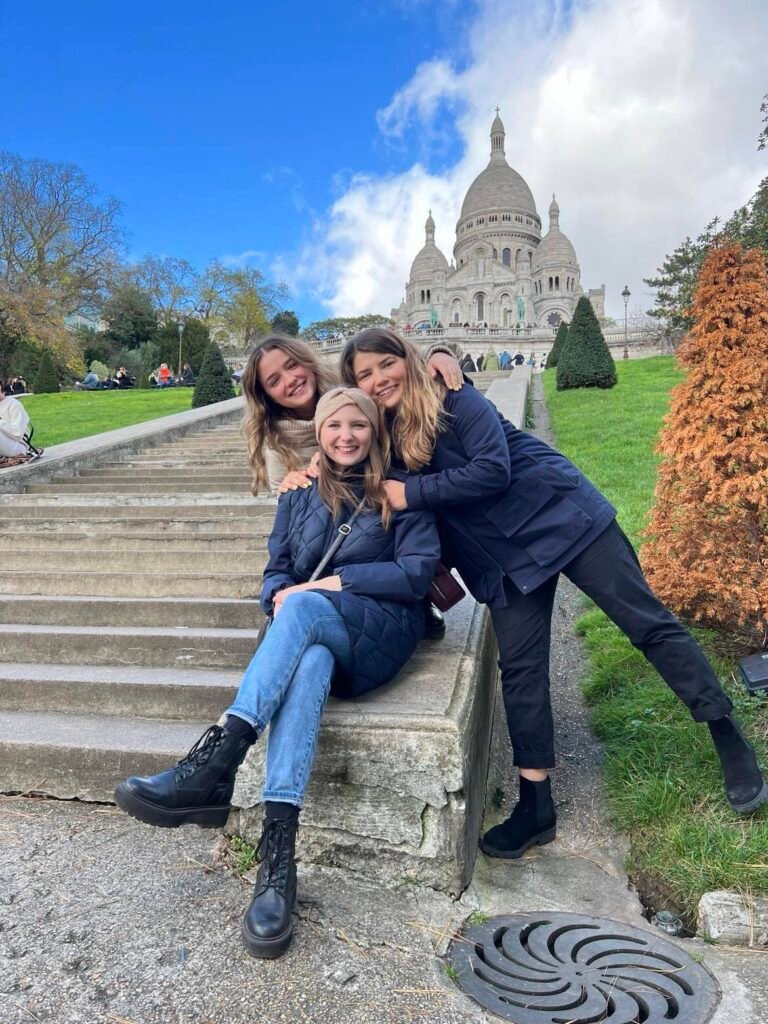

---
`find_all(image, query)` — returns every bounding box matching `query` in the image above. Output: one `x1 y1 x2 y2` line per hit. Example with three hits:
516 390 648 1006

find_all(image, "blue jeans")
225 591 353 807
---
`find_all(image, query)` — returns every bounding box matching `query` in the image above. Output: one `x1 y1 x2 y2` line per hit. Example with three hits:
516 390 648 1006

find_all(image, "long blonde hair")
340 328 445 471
316 403 392 529
240 335 338 492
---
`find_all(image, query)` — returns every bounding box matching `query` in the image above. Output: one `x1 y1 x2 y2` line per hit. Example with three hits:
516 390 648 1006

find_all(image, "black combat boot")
424 599 446 640
708 716 768 814
241 804 299 959
114 722 253 829
480 775 557 859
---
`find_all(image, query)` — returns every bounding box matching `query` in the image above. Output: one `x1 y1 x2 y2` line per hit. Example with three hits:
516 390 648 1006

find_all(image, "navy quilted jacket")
260 480 440 697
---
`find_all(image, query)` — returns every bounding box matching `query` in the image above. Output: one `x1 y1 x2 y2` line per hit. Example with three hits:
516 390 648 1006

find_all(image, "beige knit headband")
314 387 381 440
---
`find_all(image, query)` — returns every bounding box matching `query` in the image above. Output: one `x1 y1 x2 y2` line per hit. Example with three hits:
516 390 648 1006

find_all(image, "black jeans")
490 521 733 769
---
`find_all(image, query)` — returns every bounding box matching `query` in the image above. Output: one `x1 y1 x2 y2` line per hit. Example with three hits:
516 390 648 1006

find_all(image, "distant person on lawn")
0 380 41 465
74 369 100 390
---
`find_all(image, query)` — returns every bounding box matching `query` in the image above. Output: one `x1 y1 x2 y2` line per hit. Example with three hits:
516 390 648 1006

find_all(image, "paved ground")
3 378 768 1023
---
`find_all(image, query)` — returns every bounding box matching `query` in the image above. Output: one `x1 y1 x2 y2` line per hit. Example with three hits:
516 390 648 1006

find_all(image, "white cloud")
282 0 768 319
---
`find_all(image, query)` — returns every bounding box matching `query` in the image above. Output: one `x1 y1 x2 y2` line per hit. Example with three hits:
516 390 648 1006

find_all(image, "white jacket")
0 395 30 442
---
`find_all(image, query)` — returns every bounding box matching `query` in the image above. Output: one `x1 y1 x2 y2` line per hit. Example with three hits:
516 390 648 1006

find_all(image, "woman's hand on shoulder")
277 470 314 494
383 479 408 510
426 351 463 391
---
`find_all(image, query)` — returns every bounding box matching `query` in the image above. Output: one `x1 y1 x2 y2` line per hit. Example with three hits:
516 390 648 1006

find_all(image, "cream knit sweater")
264 417 318 493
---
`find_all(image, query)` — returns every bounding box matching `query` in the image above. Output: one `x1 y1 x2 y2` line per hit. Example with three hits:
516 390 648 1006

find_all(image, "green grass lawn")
543 357 768 924
18 389 195 447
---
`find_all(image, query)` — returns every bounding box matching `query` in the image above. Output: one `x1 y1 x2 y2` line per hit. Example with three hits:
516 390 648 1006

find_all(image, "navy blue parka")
260 476 440 697
402 385 617 606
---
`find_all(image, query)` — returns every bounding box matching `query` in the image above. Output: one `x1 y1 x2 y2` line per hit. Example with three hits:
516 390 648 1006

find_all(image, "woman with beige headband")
114 386 440 960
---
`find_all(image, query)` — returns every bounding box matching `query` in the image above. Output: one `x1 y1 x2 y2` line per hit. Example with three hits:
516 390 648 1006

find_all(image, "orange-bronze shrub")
642 242 768 651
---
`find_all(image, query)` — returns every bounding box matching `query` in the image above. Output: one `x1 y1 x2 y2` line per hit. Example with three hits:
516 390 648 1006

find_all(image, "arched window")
502 248 511 267
420 289 425 303
492 248 498 259
427 289 431 301
548 277 553 291
475 293 485 321
453 312 459 323
555 276 559 289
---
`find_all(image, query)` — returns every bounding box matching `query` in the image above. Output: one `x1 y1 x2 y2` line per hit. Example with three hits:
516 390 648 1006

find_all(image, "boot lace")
174 725 224 780
255 819 296 891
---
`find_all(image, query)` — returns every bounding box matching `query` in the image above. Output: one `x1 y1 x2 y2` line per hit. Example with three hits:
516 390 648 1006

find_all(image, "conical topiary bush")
546 321 569 369
32 349 60 394
191 344 235 408
556 297 616 390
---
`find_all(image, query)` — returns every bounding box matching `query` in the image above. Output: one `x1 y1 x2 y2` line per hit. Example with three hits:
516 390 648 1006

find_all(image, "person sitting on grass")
0 379 42 466
115 367 134 389
74 369 100 390
114 386 440 960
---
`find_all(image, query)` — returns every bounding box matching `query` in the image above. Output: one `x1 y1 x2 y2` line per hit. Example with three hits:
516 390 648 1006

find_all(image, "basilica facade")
391 113 604 333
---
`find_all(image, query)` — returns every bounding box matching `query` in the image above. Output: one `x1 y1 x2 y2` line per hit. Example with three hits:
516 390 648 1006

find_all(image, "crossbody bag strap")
308 498 366 582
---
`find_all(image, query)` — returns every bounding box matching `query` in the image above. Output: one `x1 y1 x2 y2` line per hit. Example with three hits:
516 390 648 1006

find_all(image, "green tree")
155 319 211 375
271 309 300 335
33 349 60 393
192 343 235 408
759 92 767 151
102 283 157 349
556 296 616 391
546 321 569 369
644 231 714 330
302 314 393 341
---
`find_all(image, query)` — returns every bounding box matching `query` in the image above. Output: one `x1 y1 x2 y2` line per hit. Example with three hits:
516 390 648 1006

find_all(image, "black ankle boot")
708 717 768 814
241 809 299 959
424 600 446 640
480 776 556 859
114 724 252 829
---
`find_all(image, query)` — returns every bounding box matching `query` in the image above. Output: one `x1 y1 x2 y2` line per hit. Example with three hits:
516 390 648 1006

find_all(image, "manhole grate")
448 912 719 1023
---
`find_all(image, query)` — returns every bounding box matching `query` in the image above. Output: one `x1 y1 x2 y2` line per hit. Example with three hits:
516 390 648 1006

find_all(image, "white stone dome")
460 162 537 219
533 195 577 267
460 113 537 220
409 210 449 281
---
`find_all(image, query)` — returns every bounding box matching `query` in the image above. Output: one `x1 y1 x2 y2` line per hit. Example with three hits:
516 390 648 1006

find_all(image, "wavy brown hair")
241 335 338 492
340 328 445 471
317 404 392 529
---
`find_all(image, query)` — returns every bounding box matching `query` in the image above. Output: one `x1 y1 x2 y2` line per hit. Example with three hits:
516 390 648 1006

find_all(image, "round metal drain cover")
449 912 719 1023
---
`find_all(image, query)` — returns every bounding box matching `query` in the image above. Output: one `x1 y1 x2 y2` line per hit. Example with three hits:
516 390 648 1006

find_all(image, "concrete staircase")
0 411 498 894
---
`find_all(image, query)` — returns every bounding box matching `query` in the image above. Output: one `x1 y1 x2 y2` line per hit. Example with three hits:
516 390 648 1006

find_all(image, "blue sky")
3 1 767 326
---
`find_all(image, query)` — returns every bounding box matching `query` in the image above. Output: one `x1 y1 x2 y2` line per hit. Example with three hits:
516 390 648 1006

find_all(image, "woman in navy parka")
114 387 439 959
343 328 767 863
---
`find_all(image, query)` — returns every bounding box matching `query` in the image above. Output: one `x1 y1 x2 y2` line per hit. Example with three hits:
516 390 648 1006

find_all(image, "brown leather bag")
427 563 466 612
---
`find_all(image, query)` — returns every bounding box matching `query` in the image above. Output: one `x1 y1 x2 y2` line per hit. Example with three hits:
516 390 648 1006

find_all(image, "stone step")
0 501 274 520
25 481 254 494
0 710 210 801
0 623 260 670
0 664 240 721
0 569 262 598
77 468 252 480
1 548 268 573
0 531 269 551
0 595 263 629
0 517 272 534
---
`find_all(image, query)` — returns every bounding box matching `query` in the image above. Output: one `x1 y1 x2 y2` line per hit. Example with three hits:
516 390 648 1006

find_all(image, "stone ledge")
0 395 244 494
698 890 768 947
232 596 499 896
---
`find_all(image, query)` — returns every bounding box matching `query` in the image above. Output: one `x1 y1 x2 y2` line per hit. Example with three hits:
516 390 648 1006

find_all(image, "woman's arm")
401 387 512 510
335 509 440 602
259 494 300 614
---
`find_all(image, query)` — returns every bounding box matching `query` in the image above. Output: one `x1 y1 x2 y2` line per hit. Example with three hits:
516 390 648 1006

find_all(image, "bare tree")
0 152 125 314
128 255 200 324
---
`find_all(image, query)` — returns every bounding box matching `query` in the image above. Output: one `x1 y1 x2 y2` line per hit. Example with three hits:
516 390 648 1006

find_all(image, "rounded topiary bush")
556 297 616 390
192 344 235 408
546 321 569 369
32 349 60 394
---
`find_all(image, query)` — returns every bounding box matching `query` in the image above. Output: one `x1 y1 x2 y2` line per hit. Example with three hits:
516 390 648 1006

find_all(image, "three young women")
115 386 440 958
341 327 767 860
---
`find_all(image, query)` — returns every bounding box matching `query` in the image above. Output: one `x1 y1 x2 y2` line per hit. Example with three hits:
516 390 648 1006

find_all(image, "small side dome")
409 209 449 280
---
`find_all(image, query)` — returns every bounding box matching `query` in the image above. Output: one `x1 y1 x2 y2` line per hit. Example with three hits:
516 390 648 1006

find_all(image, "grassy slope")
19 390 194 447
543 357 768 921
